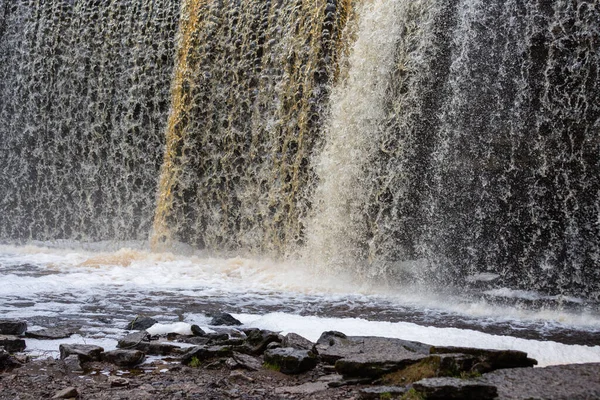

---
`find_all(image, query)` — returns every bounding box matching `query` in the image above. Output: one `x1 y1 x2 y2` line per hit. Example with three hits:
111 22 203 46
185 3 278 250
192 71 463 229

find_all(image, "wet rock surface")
413 377 498 399
102 349 145 367
264 347 318 374
0 320 27 336
124 316 157 331
25 327 77 340
210 312 242 326
0 336 26 353
59 344 104 362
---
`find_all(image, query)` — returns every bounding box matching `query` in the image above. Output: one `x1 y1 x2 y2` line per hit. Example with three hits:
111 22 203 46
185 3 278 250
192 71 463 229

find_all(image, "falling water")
0 0 180 241
0 0 598 299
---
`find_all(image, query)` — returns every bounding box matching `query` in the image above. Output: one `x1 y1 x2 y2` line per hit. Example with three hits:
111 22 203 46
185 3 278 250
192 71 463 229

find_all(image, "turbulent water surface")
1 243 600 367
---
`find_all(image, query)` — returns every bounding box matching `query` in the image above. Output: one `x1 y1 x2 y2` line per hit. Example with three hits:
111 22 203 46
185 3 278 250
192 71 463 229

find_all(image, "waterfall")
0 0 180 241
0 0 598 299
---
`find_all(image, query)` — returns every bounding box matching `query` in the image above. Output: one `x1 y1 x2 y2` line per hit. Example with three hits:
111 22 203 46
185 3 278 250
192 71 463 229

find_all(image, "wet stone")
413 377 498 399
0 320 27 336
103 349 145 367
315 332 431 365
182 345 234 365
263 347 318 374
210 313 242 326
25 327 76 340
0 335 26 353
226 352 262 371
282 332 314 350
62 355 83 373
124 316 157 331
430 346 537 372
335 349 426 378
59 344 104 362
241 329 282 355
191 324 205 336
0 348 19 370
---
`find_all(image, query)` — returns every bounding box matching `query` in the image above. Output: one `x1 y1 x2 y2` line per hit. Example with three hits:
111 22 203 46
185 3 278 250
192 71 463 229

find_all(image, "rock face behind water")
0 320 27 336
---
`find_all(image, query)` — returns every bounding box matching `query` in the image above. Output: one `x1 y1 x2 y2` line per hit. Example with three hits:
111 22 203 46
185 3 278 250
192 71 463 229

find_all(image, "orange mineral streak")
151 0 206 251
151 0 357 255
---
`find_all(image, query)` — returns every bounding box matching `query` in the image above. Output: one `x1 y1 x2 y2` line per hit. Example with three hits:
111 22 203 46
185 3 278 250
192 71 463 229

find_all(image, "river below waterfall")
2 243 600 368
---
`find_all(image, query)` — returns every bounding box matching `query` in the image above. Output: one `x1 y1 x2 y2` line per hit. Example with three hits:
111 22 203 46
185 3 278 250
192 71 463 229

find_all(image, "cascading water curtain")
0 0 180 241
153 0 351 257
306 0 599 299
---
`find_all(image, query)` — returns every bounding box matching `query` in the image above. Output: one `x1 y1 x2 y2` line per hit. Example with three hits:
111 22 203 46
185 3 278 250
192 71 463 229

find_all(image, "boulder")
226 352 262 371
62 355 83 373
124 316 157 331
430 346 537 372
241 329 282 355
0 348 19 370
191 325 206 336
59 344 104 362
359 386 407 399
282 333 314 350
0 320 27 336
413 377 498 399
118 331 182 356
315 332 430 365
103 349 145 367
210 313 242 326
335 349 426 378
181 345 234 365
25 327 76 340
264 347 318 374
0 335 26 353
52 387 78 399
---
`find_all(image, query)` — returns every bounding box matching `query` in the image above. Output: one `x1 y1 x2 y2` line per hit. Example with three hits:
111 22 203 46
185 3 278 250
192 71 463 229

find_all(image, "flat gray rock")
413 377 498 399
335 349 427 378
0 320 27 336
25 327 76 340
431 346 537 372
315 331 431 365
59 344 104 362
481 363 600 399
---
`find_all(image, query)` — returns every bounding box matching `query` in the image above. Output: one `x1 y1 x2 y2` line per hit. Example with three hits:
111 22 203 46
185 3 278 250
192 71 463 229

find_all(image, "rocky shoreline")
1 316 599 399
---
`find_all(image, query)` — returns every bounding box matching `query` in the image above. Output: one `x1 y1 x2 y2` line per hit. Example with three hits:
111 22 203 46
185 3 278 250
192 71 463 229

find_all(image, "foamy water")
1 243 600 367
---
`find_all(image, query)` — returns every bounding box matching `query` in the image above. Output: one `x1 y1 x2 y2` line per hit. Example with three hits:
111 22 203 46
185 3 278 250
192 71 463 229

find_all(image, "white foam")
147 322 193 336
234 313 600 367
